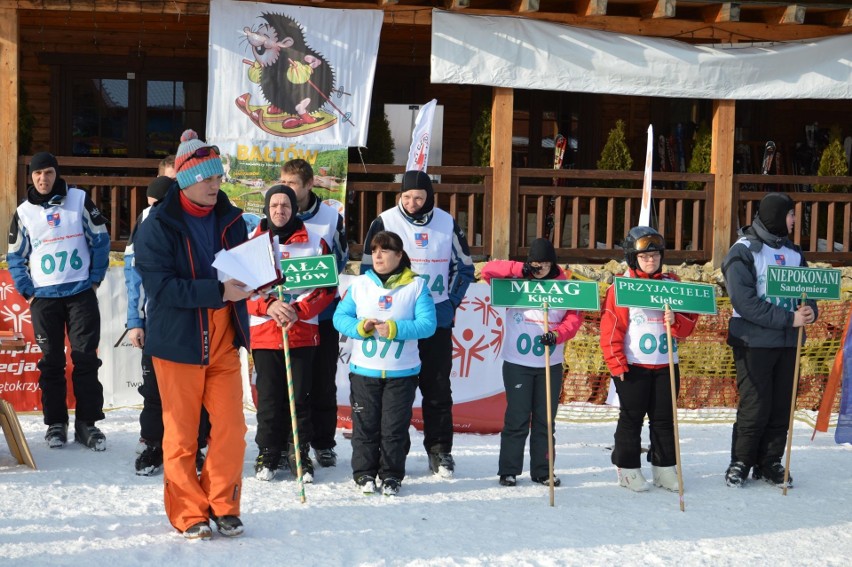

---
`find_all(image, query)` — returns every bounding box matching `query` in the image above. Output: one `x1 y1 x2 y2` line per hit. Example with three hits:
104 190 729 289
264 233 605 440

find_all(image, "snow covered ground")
1 408 850 567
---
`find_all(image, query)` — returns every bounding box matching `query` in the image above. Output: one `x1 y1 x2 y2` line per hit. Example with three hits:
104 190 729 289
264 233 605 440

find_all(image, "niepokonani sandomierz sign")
489 279 600 310
279 255 339 291
765 265 841 300
612 277 717 315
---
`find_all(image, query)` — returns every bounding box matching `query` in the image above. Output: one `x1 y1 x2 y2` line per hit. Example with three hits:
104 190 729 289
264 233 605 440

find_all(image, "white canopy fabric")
430 9 852 100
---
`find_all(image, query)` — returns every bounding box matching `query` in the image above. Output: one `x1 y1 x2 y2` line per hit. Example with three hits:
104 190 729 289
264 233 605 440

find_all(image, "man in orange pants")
133 130 252 539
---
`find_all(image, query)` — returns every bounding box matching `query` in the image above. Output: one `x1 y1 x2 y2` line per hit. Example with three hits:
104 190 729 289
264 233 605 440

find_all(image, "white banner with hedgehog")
207 0 382 147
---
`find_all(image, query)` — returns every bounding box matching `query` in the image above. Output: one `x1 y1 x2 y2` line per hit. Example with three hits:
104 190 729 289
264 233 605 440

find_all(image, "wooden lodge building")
1 0 851 266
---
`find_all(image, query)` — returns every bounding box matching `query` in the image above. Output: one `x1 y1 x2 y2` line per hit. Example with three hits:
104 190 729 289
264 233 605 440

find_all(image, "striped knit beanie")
175 129 224 189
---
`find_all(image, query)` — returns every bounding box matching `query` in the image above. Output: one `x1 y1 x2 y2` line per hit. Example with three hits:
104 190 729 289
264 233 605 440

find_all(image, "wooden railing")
16 156 852 266
734 174 852 264
513 169 715 263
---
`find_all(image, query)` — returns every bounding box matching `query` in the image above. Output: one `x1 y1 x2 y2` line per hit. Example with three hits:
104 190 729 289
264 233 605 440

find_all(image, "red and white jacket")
600 268 698 376
247 225 335 350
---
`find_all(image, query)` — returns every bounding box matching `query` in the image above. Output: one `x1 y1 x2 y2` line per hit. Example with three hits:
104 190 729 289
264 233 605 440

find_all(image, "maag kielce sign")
613 277 717 315
490 278 600 310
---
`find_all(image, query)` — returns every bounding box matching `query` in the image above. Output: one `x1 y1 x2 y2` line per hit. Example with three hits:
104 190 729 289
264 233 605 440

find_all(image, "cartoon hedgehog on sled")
238 13 342 132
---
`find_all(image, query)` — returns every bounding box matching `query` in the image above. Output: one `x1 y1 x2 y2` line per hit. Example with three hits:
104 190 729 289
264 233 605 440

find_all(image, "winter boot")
211 514 244 537
74 421 106 451
254 447 280 481
753 461 793 488
135 441 163 476
725 461 749 488
428 452 455 479
652 465 680 492
45 423 68 448
355 475 377 494
532 475 562 487
617 468 650 492
499 475 517 487
382 477 401 496
288 444 314 483
183 521 212 540
315 447 337 468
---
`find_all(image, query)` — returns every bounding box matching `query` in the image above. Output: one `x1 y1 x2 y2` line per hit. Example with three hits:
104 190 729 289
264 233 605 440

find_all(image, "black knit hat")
400 170 435 217
30 152 59 175
527 238 557 264
527 238 560 279
758 192 794 237
146 176 174 202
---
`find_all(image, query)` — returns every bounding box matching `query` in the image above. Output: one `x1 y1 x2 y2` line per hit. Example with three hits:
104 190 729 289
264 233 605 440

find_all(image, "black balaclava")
757 192 794 237
146 176 174 202
398 170 435 222
527 238 560 279
263 184 303 241
29 152 60 177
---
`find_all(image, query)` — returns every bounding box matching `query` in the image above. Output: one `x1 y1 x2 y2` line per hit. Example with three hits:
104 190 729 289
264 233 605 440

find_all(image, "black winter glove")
540 331 558 346
522 262 535 279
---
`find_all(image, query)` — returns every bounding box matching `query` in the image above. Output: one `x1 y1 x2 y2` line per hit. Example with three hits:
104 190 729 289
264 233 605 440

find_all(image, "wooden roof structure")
0 0 850 259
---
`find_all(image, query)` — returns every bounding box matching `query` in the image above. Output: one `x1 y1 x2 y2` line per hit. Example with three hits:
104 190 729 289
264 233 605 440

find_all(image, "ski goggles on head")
634 233 665 252
176 145 220 169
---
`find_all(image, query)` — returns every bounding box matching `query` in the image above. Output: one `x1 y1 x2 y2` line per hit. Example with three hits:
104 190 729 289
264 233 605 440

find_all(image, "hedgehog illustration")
241 13 335 129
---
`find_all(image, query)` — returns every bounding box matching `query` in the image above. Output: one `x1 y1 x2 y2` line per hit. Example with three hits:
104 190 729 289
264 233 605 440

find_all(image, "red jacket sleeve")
599 285 630 376
480 260 524 283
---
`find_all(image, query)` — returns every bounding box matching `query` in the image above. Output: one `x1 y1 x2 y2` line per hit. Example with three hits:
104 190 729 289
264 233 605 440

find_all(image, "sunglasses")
176 145 220 170
634 234 664 252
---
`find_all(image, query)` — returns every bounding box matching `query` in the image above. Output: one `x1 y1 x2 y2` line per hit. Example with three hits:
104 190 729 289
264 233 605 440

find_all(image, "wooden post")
710 99 735 268
490 87 513 259
0 8 19 256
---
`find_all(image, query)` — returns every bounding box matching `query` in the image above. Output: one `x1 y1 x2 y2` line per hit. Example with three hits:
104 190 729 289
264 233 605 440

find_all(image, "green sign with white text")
613 277 717 315
279 254 339 291
490 279 600 310
766 265 841 300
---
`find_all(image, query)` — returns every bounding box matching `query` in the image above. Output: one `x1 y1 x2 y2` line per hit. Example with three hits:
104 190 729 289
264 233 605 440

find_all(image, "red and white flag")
406 99 438 172
638 124 654 227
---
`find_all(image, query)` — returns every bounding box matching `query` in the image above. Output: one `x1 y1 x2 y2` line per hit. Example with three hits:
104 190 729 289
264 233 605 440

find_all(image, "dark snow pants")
498 361 561 479
417 326 454 455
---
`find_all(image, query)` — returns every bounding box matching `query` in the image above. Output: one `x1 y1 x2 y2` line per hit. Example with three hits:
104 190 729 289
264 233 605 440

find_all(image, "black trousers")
349 373 418 481
253 346 316 451
611 364 680 469
30 289 104 425
730 346 796 467
417 326 454 454
498 361 561 478
138 352 211 448
310 318 339 450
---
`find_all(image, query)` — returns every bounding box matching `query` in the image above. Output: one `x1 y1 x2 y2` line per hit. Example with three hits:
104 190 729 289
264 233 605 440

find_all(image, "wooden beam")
710 99 735 269
490 88 514 260
640 0 675 19
513 0 540 13
576 0 607 17
0 8 17 256
702 3 740 24
763 5 806 25
822 8 852 27
444 0 470 9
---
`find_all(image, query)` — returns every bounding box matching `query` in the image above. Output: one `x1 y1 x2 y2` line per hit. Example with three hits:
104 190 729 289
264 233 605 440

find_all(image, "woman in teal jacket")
334 231 436 496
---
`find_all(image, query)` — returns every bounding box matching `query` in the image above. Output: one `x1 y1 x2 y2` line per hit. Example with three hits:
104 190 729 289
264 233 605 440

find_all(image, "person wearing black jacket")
721 192 817 489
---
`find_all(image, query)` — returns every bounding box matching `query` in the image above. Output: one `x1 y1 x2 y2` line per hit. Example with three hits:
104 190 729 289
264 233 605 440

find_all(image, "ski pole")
783 293 807 496
278 285 306 504
664 304 685 512
542 301 555 507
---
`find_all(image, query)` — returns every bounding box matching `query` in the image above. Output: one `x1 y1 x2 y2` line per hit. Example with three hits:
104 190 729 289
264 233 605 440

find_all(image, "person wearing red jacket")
247 185 334 483
481 239 583 487
600 226 698 493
